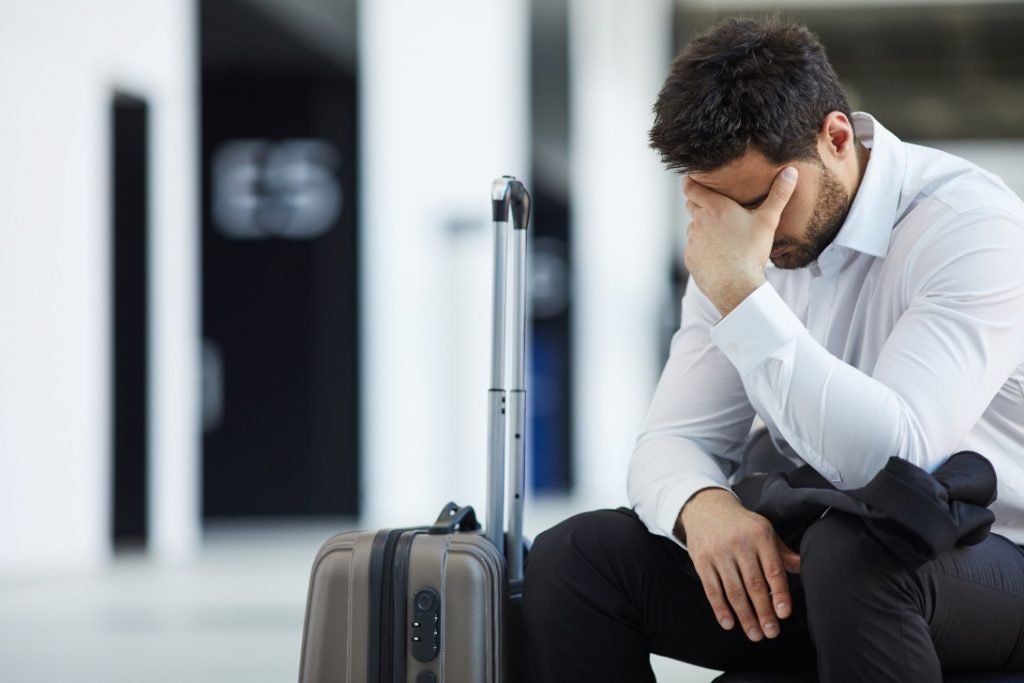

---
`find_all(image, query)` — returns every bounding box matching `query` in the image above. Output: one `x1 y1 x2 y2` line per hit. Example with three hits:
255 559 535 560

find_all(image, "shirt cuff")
710 282 806 377
656 477 738 547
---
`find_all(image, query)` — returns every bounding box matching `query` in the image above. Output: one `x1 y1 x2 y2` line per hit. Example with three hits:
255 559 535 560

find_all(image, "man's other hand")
679 488 801 642
682 167 798 316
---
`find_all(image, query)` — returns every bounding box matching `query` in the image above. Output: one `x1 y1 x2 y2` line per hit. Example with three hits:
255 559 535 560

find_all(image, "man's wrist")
708 274 765 317
674 487 738 543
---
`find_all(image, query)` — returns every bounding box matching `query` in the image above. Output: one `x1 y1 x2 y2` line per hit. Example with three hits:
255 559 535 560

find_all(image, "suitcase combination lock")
410 588 441 663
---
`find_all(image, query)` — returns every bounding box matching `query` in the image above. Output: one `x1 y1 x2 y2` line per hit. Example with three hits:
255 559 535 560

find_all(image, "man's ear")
818 111 856 161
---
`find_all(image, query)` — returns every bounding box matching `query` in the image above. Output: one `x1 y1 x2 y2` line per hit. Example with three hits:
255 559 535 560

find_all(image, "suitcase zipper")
392 531 422 682
367 530 390 683
368 528 424 683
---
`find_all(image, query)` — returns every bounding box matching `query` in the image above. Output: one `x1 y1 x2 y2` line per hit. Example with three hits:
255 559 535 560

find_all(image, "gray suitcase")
298 177 532 683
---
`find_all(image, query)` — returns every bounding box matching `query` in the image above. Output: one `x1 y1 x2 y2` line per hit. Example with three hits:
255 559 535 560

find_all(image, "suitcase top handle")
429 502 481 535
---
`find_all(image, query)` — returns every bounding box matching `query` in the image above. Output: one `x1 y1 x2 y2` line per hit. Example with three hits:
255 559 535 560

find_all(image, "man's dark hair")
649 16 852 173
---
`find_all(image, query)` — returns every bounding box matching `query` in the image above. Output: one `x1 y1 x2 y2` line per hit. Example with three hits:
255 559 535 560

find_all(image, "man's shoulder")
900 142 1024 222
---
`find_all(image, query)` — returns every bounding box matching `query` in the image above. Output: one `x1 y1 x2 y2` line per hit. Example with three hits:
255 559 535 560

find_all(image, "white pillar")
359 0 528 528
148 0 201 563
568 0 675 509
0 0 199 574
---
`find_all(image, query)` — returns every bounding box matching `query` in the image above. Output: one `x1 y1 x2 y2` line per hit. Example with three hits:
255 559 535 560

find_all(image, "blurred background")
1 0 1023 680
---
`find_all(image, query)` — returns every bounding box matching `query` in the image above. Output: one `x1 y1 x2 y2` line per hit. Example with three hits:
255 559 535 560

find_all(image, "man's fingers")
779 542 801 575
758 166 798 221
719 563 764 642
738 553 781 640
759 543 794 621
694 562 737 632
682 175 718 207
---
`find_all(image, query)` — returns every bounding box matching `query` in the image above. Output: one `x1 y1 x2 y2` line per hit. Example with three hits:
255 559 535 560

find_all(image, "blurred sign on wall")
212 138 343 241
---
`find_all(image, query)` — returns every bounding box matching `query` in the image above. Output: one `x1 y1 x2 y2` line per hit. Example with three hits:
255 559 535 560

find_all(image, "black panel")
529 0 573 494
111 93 150 547
200 0 360 517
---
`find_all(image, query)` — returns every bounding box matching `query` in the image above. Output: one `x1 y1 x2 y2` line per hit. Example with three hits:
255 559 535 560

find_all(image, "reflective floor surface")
0 502 718 682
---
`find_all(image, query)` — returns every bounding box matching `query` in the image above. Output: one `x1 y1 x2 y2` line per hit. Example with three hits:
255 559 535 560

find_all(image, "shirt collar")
830 113 907 259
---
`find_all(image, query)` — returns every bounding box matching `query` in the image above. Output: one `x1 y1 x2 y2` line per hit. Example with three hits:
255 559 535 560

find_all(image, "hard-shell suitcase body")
299 515 507 682
298 177 532 683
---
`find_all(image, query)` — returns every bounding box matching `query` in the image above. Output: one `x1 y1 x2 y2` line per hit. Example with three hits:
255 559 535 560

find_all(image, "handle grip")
429 502 481 535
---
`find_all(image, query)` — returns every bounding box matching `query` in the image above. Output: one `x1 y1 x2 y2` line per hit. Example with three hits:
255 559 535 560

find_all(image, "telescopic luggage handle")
486 176 531 584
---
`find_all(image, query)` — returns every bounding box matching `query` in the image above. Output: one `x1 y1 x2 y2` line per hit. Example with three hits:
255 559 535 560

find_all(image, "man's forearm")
628 436 736 542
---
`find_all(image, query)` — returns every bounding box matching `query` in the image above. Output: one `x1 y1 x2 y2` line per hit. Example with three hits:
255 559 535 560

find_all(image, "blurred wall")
358 0 530 528
0 0 199 573
357 0 677 527
568 0 675 510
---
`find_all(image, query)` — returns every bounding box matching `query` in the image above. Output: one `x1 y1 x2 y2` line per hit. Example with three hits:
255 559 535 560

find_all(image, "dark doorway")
200 0 360 518
529 0 574 494
110 93 150 549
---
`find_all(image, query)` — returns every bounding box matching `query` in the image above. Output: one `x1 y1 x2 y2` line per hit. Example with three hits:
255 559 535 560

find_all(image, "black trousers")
523 507 1024 682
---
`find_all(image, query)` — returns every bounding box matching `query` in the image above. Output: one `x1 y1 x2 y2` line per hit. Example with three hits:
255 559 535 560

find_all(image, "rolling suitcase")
298 176 533 683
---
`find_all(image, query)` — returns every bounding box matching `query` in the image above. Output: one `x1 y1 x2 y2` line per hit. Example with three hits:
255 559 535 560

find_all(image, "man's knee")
527 508 647 577
523 507 670 645
802 509 896 566
799 511 916 618
801 511 878 587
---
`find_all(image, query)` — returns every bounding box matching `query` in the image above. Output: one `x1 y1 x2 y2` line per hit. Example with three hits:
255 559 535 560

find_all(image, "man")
523 16 1024 683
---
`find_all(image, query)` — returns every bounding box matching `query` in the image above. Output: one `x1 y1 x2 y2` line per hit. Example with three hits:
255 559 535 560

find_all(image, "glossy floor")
0 506 719 683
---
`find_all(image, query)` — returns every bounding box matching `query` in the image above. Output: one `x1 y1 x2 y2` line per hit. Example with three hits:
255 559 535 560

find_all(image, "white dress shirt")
628 113 1024 546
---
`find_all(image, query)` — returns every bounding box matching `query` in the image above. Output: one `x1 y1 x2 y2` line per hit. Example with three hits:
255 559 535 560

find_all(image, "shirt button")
726 342 739 353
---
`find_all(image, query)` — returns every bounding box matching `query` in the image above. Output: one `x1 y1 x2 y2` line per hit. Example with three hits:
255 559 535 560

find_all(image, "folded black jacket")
733 451 997 570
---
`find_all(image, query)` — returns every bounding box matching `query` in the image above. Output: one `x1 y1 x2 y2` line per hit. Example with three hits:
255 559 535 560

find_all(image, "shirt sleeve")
710 209 1024 489
627 279 755 544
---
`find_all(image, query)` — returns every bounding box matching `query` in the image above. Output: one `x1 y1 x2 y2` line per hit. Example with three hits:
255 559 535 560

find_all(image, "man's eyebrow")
739 192 770 209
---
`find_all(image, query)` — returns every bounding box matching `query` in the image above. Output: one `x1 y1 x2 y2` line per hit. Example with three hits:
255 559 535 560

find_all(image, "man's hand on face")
682 167 799 317
680 488 801 642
